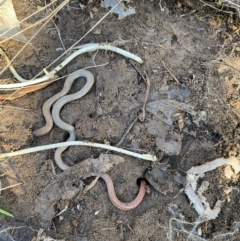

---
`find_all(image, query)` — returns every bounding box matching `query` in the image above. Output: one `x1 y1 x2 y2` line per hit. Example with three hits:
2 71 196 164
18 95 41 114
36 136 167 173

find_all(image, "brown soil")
0 1 240 240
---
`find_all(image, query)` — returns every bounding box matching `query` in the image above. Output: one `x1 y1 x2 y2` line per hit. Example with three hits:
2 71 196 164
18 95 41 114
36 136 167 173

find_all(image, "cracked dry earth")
0 1 240 240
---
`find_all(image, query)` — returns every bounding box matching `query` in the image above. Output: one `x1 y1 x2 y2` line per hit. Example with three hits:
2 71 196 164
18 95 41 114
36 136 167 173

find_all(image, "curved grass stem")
0 43 142 89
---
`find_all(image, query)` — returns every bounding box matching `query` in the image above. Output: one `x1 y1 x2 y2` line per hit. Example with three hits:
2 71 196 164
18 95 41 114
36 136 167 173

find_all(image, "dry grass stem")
53 205 68 218
0 0 70 76
52 21 66 51
0 183 22 191
161 61 179 84
84 176 100 193
0 0 58 43
115 116 138 147
0 105 32 111
198 0 235 13
29 0 124 81
139 71 151 122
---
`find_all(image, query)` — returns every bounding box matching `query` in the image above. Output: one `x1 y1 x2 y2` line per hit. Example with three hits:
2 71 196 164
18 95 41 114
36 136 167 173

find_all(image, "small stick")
92 75 103 118
129 60 145 81
0 105 31 111
96 75 103 98
129 61 150 121
53 205 68 218
127 224 134 234
52 21 66 51
115 64 150 146
0 183 22 191
50 160 57 177
84 176 99 193
52 221 56 232
115 116 138 147
161 61 179 84
120 224 124 240
100 228 116 231
138 71 151 122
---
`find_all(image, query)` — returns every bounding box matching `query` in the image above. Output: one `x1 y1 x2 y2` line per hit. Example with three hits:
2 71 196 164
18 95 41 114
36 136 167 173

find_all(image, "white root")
0 141 158 162
0 43 143 89
184 156 240 220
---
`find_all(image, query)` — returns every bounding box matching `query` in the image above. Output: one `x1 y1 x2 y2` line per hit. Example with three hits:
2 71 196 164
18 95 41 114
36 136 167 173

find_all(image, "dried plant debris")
146 163 175 195
197 0 240 16
103 0 136 19
222 0 240 14
142 85 209 155
31 229 65 241
0 223 33 241
146 118 183 156
146 99 196 126
0 0 27 42
185 156 240 220
32 154 125 228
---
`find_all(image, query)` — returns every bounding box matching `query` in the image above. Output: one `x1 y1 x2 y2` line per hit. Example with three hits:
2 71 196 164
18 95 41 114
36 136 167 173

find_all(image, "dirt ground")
0 0 240 240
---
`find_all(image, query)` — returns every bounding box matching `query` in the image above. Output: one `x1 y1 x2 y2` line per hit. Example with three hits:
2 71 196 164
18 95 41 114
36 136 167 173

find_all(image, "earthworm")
51 70 94 171
33 70 94 137
100 173 147 210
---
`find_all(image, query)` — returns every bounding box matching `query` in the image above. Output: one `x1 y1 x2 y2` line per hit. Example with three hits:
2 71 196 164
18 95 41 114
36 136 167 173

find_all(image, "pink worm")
100 173 146 211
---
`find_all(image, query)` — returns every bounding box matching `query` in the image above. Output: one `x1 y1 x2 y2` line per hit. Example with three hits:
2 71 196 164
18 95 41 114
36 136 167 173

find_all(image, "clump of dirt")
0 0 240 240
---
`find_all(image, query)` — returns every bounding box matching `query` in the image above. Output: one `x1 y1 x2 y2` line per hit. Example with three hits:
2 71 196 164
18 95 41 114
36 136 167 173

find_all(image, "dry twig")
0 183 22 191
115 116 139 148
83 176 100 193
161 61 179 84
138 71 151 122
